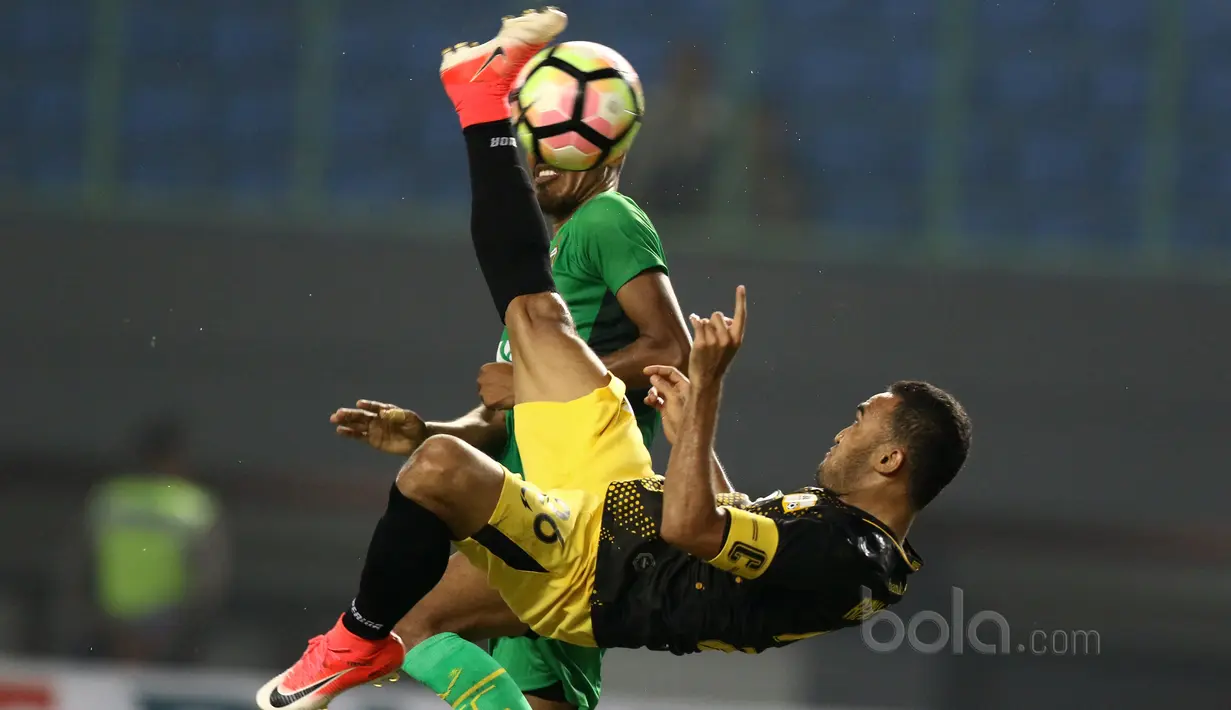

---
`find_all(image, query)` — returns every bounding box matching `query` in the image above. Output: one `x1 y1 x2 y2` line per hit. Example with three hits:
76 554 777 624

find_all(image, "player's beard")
534 165 616 221
535 183 582 220
816 442 874 494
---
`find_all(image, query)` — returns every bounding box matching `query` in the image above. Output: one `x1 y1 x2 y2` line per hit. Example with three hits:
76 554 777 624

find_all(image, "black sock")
342 482 452 640
463 120 556 322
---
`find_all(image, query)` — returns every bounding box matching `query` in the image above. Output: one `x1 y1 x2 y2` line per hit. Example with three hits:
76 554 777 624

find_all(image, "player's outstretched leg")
256 436 529 710
439 7 567 130
440 7 610 408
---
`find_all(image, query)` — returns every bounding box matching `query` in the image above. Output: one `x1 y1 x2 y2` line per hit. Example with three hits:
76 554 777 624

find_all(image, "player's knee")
395 435 470 503
506 292 571 338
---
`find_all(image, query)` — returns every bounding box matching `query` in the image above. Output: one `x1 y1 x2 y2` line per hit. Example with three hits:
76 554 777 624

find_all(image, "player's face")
526 151 614 220
816 393 898 492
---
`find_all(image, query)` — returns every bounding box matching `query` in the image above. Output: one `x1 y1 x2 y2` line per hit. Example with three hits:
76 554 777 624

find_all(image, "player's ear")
872 445 904 476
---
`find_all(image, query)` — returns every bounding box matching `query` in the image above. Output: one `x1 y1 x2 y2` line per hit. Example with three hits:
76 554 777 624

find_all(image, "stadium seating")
0 0 1225 256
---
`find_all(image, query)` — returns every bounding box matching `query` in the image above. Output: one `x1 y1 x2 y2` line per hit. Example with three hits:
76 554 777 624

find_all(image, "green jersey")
494 190 668 474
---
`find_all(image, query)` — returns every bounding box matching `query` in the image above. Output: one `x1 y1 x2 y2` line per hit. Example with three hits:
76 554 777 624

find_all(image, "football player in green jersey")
329 67 689 710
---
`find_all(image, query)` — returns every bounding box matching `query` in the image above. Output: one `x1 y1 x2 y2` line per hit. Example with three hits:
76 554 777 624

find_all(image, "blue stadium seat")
1179 0 1231 216
402 24 456 75
1015 133 1091 187
0 76 18 157
217 89 292 199
821 180 912 235
1104 143 1145 196
1075 0 1151 46
211 4 296 76
8 0 91 59
573 0 724 41
792 46 876 100
1011 132 1125 245
335 0 430 85
218 140 290 199
124 0 211 64
959 187 1020 242
1186 65 1231 120
327 163 413 203
119 84 212 190
1173 208 1229 250
878 0 938 30
331 91 398 146
21 79 86 188
1088 64 1148 113
889 51 937 104
960 126 1012 192
122 150 208 191
406 110 468 200
1177 140 1231 209
0 4 18 58
808 125 881 177
1184 0 1231 42
987 57 1078 111
779 0 874 28
327 88 416 202
221 90 291 141
764 2 877 70
122 85 209 138
976 0 1071 35
1024 196 1100 242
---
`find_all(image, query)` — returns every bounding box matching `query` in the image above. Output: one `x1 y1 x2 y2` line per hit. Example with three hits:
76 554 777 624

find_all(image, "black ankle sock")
342 482 452 640
463 120 556 322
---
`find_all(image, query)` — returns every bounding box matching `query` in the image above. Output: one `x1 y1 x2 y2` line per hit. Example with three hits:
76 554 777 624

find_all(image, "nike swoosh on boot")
267 671 347 708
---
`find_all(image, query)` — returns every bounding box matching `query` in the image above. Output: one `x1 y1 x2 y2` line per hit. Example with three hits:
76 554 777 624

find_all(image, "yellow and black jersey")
588 477 922 654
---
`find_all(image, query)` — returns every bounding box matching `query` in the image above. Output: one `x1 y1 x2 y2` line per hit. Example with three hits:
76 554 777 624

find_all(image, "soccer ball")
512 41 645 172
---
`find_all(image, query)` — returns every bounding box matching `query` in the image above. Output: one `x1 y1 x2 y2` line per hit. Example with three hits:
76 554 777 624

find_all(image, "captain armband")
706 507 780 580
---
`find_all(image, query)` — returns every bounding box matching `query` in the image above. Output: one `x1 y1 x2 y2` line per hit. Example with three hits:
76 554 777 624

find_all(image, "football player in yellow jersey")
257 9 972 710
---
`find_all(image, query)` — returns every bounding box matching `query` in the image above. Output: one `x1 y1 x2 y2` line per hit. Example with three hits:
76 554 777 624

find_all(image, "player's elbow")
659 516 689 548
659 332 690 372
643 329 689 373
660 508 725 560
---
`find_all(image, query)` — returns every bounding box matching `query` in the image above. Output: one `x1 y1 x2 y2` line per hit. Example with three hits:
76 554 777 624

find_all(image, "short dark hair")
887 381 972 510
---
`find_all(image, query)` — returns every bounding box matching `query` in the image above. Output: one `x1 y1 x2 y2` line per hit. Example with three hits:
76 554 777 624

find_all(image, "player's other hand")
477 361 515 410
686 285 747 388
644 364 690 445
331 400 428 456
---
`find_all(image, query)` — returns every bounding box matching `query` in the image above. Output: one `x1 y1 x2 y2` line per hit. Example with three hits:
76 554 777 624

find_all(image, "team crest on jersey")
497 337 513 363
782 493 818 513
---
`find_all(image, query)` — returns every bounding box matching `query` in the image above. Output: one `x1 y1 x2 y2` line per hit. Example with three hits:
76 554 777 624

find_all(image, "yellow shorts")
454 375 654 647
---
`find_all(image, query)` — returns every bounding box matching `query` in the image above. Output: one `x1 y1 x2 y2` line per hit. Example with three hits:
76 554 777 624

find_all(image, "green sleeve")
574 193 667 293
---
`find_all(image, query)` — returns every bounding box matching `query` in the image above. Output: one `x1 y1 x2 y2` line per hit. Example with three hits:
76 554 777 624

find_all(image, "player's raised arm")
600 270 691 387
644 364 735 495
570 196 691 387
659 286 746 559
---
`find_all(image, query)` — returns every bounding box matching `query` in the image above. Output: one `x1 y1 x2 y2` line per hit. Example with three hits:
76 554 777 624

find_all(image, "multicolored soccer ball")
512 41 645 171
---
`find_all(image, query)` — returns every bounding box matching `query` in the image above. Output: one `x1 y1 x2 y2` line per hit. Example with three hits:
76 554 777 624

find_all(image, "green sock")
401 632 532 710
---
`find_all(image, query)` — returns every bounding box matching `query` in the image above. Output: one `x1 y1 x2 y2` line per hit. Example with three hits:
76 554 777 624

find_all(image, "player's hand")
643 364 690 446
331 400 429 456
477 362 516 410
686 285 747 389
